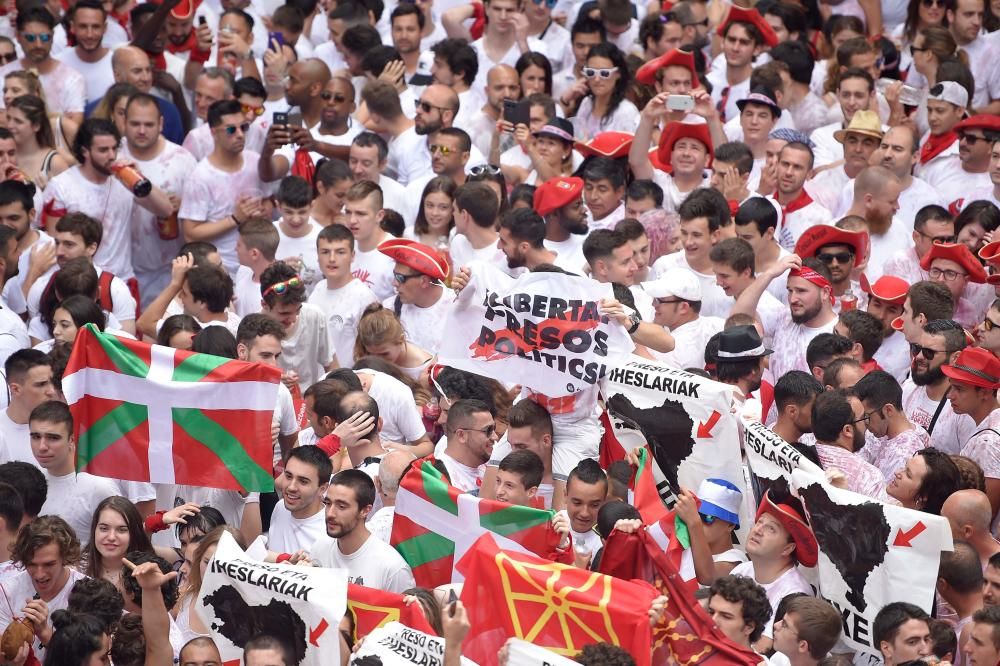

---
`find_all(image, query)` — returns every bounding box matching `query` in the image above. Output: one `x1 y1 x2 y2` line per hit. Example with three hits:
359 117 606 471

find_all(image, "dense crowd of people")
0 0 999 660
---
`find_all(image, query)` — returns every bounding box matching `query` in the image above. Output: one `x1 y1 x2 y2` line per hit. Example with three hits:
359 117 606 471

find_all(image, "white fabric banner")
438 262 635 396
196 531 348 665
350 622 478 666
506 638 581 666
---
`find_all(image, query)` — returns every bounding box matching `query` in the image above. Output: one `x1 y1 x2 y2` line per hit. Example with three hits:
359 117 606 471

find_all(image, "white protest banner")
349 622 477 666
601 358 749 539
196 531 348 665
790 469 953 665
438 261 635 396
506 638 581 666
743 420 825 504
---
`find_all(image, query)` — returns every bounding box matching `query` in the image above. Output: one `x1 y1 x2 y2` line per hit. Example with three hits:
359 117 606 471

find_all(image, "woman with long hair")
176 526 247 640
898 0 952 80
91 82 139 135
82 497 154 605
3 70 78 151
887 448 962 514
408 176 456 247
39 294 107 353
354 304 433 381
6 94 70 187
156 314 202 350
516 51 553 97
910 25 967 89
565 43 638 141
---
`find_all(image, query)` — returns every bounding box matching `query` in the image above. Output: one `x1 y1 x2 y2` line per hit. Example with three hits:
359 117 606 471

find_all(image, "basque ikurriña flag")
63 325 281 492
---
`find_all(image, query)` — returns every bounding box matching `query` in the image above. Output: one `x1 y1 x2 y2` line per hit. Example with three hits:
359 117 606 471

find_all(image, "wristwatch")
626 313 641 334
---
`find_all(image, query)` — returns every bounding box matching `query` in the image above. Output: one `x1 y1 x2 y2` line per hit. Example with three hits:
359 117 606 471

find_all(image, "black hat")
532 117 575 144
717 325 773 362
735 86 781 118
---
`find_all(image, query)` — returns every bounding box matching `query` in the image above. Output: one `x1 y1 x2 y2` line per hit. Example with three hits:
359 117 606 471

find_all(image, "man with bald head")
368 449 417 542
88 46 185 144
842 166 905 279
942 490 1000 569
462 63 521 159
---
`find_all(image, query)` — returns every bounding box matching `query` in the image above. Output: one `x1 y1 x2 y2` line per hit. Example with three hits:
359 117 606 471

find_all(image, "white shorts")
551 415 603 481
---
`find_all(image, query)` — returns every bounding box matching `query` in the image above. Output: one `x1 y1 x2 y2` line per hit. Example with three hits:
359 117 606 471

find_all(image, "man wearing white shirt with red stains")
630 114 713 216
862 274 913 382
914 82 967 198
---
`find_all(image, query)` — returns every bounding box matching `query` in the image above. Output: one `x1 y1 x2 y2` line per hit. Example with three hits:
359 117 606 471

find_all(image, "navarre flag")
63 325 281 492
599 528 762 666
391 458 566 588
457 533 657 666
347 583 437 642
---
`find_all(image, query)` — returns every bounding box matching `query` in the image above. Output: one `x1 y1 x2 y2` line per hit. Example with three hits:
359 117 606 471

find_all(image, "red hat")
979 241 1000 284
860 274 909 306
378 238 450 281
919 242 987 284
575 132 633 159
794 224 869 261
716 5 779 48
655 121 713 172
942 347 1000 389
169 0 198 19
955 114 1000 134
635 48 698 86
534 176 584 217
756 490 818 568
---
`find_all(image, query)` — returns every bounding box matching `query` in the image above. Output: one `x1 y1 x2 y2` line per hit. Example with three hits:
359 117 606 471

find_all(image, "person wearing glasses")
119 93 198 309
440 398 498 493
976 299 1000 355
919 241 987 329
642 268 723 371
884 205 955 285
793 225 867 308
566 42 637 142
811 389 890 500
377 238 454 355
179 99 270 276
0 7 86 127
853 370 930 484
944 115 999 203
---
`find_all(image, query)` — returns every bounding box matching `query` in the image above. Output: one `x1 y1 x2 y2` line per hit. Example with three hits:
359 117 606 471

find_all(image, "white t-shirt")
43 167 139 279
901 379 977 455
267 501 326 554
759 307 836 381
232 265 262 319
449 234 512 276
0 410 32 466
40 471 121 540
275 221 321 288
651 251 734 319
544 235 587 275
0 59 84 114
730 561 814 638
383 288 455 355
359 369 427 444
178 152 268 275
352 243 397 302
367 506 395 543
54 48 114 104
280 303 331 392
438 450 484 493
310 532 415 593
0 309 30 374
0 568 85 652
308 278 379 368
386 126 432 186
651 316 725 371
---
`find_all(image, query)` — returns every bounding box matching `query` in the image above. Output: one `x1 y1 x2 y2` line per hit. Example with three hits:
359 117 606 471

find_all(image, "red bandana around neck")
790 267 834 304
919 131 957 164
166 31 198 54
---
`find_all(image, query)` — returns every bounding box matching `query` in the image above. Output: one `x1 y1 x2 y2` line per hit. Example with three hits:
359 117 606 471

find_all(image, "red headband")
790 267 834 304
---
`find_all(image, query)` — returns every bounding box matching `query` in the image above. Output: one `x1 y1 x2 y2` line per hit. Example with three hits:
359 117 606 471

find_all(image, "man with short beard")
497 208 560 271
793 224 867 306
55 0 112 104
841 165 903 279
535 176 589 273
811 390 888 500
902 318 977 455
772 142 830 251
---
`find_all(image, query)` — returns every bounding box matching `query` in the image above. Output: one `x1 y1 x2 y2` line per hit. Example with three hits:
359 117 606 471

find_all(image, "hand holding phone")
666 95 694 112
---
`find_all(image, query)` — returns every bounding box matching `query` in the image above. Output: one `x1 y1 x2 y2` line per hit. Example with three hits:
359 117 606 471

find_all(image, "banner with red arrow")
789 469 952 665
196 531 347 666
601 357 750 542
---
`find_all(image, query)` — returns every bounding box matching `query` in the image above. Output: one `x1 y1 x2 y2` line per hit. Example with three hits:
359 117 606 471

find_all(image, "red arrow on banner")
310 618 330 646
893 521 927 547
697 411 722 438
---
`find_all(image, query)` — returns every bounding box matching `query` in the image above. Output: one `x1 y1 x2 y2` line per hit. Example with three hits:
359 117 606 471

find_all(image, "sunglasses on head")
222 122 251 135
320 91 348 103
262 276 303 297
909 343 953 360
817 251 854 265
22 32 51 43
583 66 618 79
469 164 501 176
241 103 264 117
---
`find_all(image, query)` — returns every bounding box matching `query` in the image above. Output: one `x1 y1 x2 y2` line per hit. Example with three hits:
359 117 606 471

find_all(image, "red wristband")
144 510 168 533
276 553 292 563
190 48 212 64
316 433 341 457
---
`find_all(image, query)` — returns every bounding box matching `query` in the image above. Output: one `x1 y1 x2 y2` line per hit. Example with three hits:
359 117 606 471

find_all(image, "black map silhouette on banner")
203 585 309 664
798 483 892 611
606 393 695 494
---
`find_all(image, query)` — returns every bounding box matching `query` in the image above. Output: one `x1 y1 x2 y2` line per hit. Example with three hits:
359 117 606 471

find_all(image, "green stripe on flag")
90 326 150 378
77 402 149 468
479 504 554 536
172 353 232 383
395 531 454 569
421 462 459 516
173 408 274 491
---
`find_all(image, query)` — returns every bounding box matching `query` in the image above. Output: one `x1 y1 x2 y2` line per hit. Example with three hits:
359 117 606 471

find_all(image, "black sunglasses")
909 343 955 360
817 251 854 265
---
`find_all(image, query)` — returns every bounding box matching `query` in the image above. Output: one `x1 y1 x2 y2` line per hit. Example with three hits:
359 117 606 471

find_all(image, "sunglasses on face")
531 0 558 8
241 104 264 117
817 251 854 265
583 66 618 79
393 271 422 283
960 132 988 144
457 423 497 437
469 164 501 176
320 91 348 103
429 144 454 155
262 276 302 296
984 317 1000 331
909 343 952 360
22 32 51 43
920 0 946 7
917 230 956 243
0 52 15 64
222 122 251 135
416 99 451 114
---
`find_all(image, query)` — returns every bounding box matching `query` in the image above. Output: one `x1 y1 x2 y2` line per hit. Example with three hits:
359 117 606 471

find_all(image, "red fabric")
151 52 167 71
143 511 168 533
861 358 884 374
290 147 315 184
348 583 438 641
166 31 198 54
790 267 834 304
469 2 486 41
919 131 957 164
316 433 341 456
778 188 814 220
758 380 774 422
599 528 763 666
631 447 668 524
599 408 626 469
275 553 292 563
457 533 656 666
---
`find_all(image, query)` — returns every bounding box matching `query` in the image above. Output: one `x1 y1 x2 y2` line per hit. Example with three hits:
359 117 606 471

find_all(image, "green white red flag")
390 458 566 588
63 324 281 492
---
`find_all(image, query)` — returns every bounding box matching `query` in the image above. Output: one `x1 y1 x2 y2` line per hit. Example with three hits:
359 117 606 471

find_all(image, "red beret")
919 242 986 283
860 274 909 306
716 5 779 48
533 177 584 217
655 121 713 172
378 238 450 281
794 224 869 261
636 48 698 86
575 132 633 159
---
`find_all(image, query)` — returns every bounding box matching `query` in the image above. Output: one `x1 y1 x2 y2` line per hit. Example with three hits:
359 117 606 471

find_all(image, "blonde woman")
353 303 434 381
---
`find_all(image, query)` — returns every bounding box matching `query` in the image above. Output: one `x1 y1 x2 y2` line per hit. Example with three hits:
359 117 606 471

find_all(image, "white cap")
928 81 968 109
642 268 702 301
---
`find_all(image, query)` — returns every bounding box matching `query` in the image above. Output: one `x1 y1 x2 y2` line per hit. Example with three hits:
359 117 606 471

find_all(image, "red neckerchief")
861 358 883 374
167 30 197 54
151 51 166 71
919 131 957 164
776 189 814 217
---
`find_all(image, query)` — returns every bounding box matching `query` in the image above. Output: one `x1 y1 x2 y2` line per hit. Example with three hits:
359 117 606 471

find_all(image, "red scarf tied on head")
790 266 834 305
